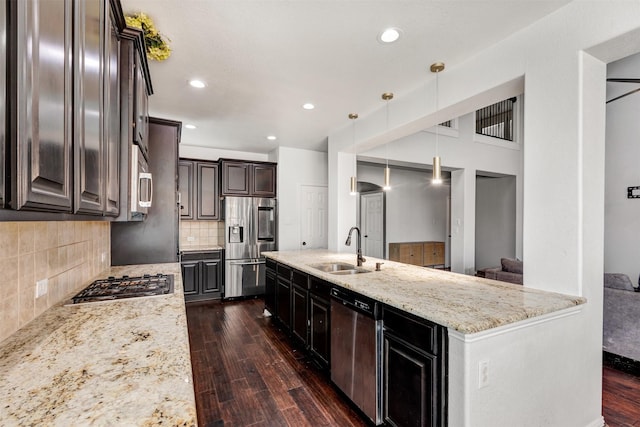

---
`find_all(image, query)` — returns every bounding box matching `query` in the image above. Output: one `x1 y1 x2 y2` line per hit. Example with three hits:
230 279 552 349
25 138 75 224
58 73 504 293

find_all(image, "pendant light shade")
348 113 359 196
432 156 442 185
382 92 394 191
431 62 445 185
383 166 391 190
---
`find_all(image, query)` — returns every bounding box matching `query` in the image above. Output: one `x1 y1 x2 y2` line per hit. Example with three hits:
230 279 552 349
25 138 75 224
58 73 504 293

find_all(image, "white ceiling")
121 0 573 154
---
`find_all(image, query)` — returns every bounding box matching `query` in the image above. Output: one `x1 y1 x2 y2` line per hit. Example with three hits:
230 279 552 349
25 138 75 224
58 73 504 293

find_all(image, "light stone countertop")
264 250 586 334
0 263 197 426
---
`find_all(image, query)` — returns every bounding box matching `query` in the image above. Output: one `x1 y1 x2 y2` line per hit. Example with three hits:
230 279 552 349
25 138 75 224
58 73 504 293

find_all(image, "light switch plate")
36 279 48 298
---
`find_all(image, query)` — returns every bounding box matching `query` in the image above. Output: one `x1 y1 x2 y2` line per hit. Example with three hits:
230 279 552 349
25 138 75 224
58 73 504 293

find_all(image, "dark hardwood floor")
186 298 640 427
185 298 368 427
603 366 640 427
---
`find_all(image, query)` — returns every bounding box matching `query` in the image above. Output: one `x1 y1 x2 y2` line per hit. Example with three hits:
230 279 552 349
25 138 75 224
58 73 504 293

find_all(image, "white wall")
359 110 523 274
327 1 640 424
604 52 640 285
271 147 328 251
475 176 517 270
357 164 449 261
179 144 269 162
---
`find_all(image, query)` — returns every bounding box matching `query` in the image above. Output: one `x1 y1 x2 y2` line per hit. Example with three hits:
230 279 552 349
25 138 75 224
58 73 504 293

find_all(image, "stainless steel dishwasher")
330 287 382 425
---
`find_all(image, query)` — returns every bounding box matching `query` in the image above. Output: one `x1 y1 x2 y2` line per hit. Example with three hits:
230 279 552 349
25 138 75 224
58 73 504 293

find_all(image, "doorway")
360 191 385 258
298 185 328 249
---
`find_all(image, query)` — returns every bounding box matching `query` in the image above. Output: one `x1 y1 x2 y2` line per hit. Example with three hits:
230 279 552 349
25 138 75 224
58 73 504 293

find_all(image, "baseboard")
584 415 605 427
603 351 640 376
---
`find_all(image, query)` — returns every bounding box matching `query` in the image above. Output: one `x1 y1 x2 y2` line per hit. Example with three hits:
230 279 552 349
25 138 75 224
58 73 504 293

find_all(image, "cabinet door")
0 0 5 207
265 270 276 315
252 163 276 197
384 334 438 427
202 259 222 295
309 294 330 369
291 284 308 346
103 4 120 216
133 51 149 159
10 0 73 211
178 160 194 219
74 0 105 214
181 261 199 296
276 277 291 332
221 161 250 195
197 162 219 219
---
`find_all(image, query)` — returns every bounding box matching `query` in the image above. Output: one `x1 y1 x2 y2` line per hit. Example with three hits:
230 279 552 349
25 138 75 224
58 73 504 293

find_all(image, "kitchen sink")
309 262 371 275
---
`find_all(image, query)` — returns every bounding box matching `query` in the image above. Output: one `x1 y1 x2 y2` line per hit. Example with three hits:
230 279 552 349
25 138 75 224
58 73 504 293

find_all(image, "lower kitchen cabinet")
382 305 447 427
275 263 292 333
265 258 277 314
266 260 331 371
291 270 309 346
181 250 223 302
309 276 331 369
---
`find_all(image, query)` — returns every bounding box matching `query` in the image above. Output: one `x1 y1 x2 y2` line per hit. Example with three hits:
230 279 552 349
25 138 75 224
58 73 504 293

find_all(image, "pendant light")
382 92 393 191
349 113 359 195
431 62 445 185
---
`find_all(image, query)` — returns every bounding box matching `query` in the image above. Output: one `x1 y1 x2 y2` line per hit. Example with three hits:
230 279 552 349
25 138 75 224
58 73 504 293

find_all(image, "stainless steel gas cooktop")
71 274 174 304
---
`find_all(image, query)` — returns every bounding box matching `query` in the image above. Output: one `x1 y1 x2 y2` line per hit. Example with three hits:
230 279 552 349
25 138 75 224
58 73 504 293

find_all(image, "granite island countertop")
0 263 197 426
264 250 586 334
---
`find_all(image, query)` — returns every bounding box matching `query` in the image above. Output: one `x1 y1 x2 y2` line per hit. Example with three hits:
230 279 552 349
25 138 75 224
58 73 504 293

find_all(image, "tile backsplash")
0 221 110 343
179 220 224 249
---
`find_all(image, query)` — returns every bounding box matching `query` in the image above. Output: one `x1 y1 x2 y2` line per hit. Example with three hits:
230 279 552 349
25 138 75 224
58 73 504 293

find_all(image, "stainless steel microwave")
130 145 152 217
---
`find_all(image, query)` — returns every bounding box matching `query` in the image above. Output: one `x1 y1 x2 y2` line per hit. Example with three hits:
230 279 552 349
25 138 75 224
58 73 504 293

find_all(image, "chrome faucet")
345 226 366 266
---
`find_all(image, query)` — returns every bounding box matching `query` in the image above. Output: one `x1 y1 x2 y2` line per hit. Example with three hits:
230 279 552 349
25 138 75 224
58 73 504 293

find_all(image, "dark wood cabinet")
221 160 251 196
8 0 74 212
178 160 194 219
382 306 447 427
309 276 331 369
265 259 277 315
252 163 277 196
74 0 106 215
179 159 220 220
220 159 277 197
197 162 219 220
275 263 292 333
181 250 224 301
291 270 309 346
103 3 121 216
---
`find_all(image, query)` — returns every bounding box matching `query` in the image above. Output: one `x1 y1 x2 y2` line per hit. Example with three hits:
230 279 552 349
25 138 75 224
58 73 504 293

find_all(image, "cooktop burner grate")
71 274 174 304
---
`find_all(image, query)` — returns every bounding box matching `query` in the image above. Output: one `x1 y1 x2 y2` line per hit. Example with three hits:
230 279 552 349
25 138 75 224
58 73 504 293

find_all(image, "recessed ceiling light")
189 79 206 88
185 124 197 130
302 103 315 110
266 135 277 141
379 28 401 43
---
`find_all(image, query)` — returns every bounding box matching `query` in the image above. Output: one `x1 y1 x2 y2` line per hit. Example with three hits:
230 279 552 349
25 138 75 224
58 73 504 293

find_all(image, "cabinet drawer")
181 250 222 262
383 306 438 355
292 269 308 288
309 276 331 298
266 258 277 271
277 263 292 280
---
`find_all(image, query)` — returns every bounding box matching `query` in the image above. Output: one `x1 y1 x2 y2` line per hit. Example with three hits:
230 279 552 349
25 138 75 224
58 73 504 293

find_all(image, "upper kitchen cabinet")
73 0 106 214
197 162 219 220
179 159 220 220
0 0 5 208
220 159 277 197
6 0 127 215
8 0 74 212
178 160 194 219
112 24 153 222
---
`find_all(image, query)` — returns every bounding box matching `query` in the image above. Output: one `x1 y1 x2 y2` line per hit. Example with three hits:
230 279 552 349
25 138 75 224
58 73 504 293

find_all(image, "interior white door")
360 192 384 258
299 185 328 249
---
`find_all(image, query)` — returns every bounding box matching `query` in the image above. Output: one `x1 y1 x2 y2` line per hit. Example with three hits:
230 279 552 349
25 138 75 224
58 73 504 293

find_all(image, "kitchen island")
0 263 197 426
265 250 590 426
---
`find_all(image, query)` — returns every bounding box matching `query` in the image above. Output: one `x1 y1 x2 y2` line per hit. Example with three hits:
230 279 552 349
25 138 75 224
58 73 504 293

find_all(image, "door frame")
359 188 386 259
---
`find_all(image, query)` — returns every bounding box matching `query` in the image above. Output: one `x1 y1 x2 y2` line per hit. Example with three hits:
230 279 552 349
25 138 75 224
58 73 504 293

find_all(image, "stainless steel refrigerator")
224 197 277 298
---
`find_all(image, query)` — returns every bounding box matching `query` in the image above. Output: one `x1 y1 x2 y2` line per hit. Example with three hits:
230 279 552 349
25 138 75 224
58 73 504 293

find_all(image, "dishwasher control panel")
331 287 379 318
